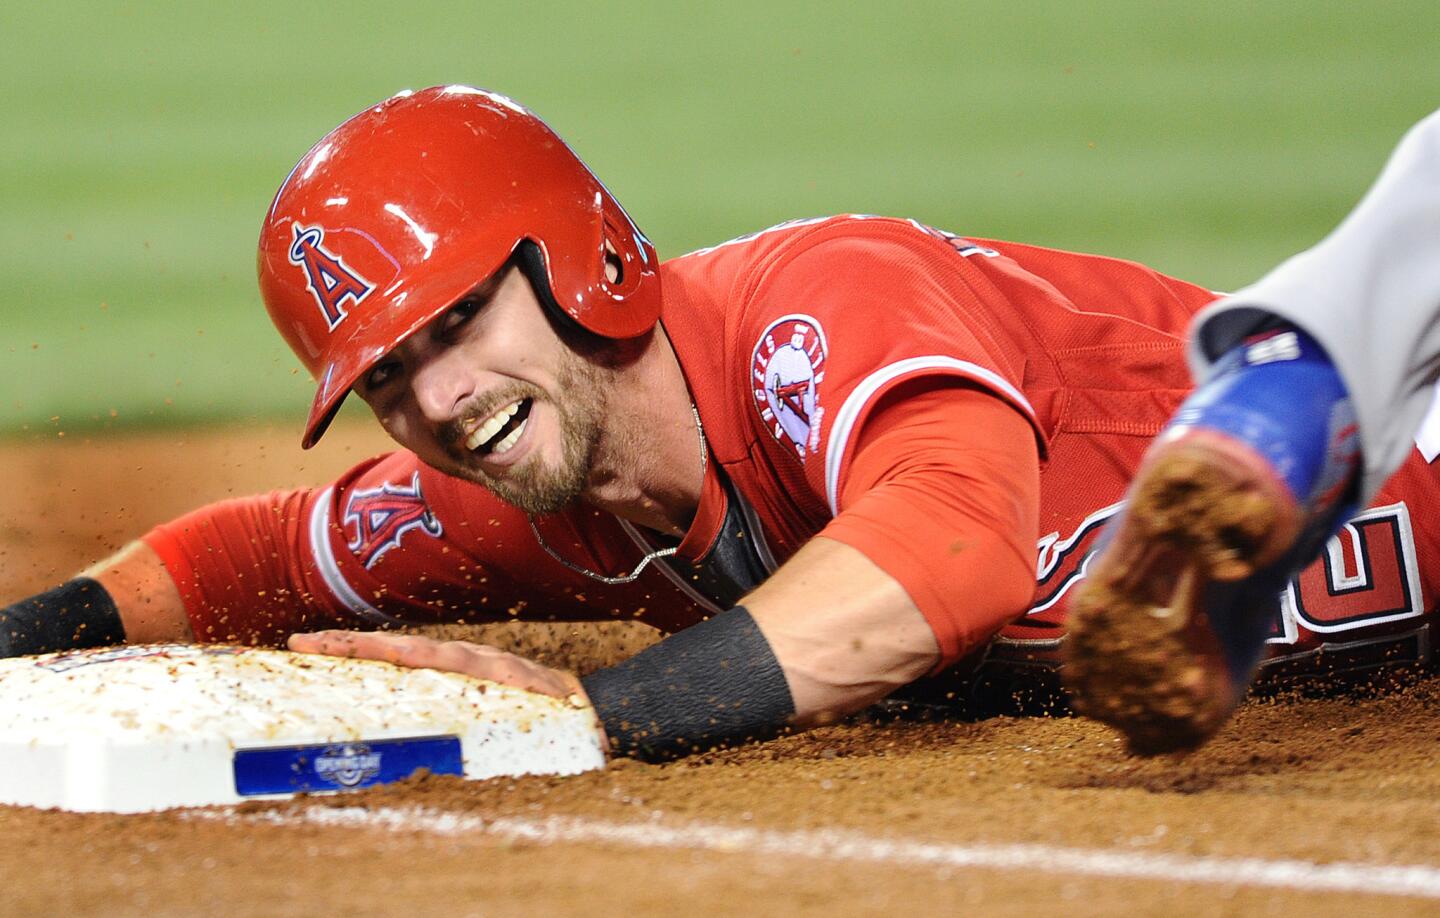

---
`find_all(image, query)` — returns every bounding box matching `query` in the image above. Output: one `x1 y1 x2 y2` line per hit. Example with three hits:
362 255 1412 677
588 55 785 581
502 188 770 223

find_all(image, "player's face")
353 264 615 513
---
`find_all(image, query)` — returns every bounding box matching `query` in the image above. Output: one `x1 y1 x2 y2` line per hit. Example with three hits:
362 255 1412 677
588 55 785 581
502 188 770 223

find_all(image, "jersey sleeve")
143 450 704 646
819 378 1041 667
739 218 1047 518
739 219 1046 665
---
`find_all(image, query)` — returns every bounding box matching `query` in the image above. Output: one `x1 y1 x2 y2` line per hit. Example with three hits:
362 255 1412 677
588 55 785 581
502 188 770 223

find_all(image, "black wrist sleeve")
580 605 796 761
0 578 126 658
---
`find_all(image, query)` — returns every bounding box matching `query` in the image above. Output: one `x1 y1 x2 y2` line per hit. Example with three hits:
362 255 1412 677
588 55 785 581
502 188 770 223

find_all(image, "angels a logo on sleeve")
288 222 374 331
343 472 443 568
751 314 828 460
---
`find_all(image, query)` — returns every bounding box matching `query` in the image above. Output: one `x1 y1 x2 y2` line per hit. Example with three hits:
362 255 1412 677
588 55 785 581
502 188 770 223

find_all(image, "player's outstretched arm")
291 383 1042 759
0 467 391 658
287 539 931 756
288 535 961 758
82 541 193 642
0 540 192 659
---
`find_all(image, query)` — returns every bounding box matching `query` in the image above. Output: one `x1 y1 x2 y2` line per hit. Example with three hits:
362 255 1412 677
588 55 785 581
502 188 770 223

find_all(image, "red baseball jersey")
144 216 1440 680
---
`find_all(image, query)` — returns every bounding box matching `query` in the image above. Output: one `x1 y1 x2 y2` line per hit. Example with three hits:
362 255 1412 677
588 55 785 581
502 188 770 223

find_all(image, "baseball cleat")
1064 326 1360 754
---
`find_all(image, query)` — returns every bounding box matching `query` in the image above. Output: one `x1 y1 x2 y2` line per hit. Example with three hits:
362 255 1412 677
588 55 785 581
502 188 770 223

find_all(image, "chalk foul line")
206 805 1440 900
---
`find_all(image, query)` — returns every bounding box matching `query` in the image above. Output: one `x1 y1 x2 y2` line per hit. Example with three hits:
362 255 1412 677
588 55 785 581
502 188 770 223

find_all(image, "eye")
362 359 401 392
436 299 480 339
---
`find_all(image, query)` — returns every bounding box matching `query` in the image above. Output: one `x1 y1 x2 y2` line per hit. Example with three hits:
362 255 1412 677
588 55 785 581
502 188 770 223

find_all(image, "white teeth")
464 400 521 451
489 416 528 455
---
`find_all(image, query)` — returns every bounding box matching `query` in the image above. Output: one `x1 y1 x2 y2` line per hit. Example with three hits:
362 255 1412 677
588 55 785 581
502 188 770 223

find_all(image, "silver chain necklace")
528 403 707 585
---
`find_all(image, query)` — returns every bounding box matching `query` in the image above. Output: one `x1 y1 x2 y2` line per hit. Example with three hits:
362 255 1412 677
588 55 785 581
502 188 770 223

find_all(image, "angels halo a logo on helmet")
752 314 828 460
287 222 374 331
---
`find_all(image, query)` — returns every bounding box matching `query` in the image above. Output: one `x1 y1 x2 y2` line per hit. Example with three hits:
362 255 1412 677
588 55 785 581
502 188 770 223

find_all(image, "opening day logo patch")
288 222 374 331
313 743 384 788
752 314 828 460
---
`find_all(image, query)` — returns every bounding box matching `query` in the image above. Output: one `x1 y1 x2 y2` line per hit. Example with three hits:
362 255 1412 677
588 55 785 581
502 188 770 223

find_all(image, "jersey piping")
308 487 410 627
823 355 1041 515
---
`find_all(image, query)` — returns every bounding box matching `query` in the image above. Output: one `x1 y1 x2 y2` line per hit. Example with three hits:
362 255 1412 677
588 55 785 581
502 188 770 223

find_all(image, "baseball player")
2 87 1438 761
1067 108 1440 754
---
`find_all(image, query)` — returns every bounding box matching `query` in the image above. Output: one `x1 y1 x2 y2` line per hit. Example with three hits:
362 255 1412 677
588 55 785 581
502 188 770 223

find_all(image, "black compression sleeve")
580 605 796 761
0 578 126 658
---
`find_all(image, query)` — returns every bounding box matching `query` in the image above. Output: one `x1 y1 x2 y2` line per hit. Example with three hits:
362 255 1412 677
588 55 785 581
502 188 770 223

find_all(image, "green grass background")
3 1 1438 436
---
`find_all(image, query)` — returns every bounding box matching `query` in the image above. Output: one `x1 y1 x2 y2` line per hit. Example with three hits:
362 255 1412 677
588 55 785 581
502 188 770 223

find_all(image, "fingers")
287 629 603 751
289 630 469 668
286 630 359 656
286 630 579 699
288 630 407 661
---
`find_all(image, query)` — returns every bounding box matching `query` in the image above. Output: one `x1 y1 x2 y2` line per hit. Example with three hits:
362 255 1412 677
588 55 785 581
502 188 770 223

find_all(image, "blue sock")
1175 322 1360 547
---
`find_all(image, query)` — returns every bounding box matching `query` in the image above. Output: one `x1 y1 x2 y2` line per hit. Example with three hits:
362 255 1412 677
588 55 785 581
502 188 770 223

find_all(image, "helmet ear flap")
514 239 588 335
599 200 655 301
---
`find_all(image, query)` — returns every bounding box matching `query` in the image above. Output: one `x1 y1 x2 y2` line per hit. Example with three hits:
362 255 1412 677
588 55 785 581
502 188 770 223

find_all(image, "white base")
0 644 606 813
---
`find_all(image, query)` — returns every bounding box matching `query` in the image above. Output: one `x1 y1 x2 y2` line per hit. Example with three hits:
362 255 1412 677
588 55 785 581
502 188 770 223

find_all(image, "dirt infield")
3 422 1440 916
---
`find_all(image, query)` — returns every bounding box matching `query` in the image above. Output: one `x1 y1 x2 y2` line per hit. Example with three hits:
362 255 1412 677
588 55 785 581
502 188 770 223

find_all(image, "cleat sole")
1064 430 1301 755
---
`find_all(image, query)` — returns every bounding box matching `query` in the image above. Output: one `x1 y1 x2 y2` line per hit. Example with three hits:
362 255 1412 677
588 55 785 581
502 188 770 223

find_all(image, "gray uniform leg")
1189 108 1440 503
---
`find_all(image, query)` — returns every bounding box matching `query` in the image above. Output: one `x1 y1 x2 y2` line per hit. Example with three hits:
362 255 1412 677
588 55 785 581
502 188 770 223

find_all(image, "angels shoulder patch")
751 314 828 460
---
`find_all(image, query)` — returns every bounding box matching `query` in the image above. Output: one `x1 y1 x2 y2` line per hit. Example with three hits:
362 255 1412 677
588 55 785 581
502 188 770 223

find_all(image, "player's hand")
291 631 611 756
287 630 591 708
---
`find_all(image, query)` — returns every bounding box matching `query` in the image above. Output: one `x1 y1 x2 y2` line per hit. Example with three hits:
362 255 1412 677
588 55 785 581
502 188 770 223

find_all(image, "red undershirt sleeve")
818 378 1041 668
142 487 348 646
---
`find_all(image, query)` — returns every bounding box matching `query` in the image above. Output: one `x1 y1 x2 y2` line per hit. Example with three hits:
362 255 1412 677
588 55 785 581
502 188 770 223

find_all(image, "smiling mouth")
464 397 533 457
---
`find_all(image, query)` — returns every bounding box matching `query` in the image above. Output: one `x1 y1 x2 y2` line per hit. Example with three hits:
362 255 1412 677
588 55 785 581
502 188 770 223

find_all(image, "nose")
409 350 479 424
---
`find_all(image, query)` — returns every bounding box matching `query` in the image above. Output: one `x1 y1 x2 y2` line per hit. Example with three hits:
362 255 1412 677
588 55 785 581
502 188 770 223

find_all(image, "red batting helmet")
257 85 661 448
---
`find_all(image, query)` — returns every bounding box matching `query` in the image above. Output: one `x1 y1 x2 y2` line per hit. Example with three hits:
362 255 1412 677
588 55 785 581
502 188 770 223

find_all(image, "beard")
437 353 611 515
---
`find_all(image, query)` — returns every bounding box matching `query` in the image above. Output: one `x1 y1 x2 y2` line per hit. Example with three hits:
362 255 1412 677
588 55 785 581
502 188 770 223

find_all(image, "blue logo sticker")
233 735 463 796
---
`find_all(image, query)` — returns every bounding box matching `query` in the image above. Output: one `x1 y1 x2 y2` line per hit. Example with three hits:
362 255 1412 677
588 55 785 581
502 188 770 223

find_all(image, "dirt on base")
2 422 1439 917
